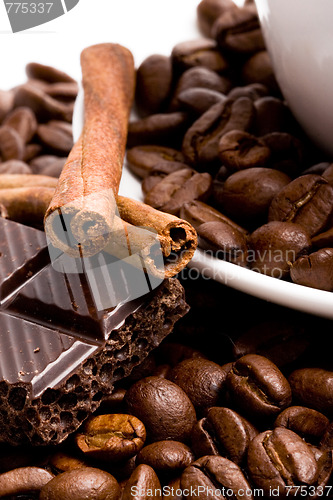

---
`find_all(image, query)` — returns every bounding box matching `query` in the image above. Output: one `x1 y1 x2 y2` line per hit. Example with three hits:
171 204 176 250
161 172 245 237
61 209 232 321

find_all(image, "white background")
0 0 244 89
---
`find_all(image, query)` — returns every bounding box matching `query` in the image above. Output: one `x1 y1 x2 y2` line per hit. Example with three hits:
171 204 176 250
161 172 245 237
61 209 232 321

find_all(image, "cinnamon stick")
0 174 58 189
44 44 135 257
117 196 198 277
0 187 55 227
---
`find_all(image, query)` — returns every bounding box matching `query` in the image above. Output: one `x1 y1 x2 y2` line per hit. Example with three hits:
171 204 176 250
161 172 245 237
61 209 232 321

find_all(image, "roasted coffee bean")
125 376 197 443
177 87 226 116
227 354 292 419
302 162 331 176
274 406 330 444
137 441 194 473
321 422 333 451
213 4 265 54
142 161 190 194
45 81 79 101
181 455 253 500
75 414 146 462
290 248 333 291
169 358 228 413
48 452 87 473
218 130 271 170
227 83 268 102
289 368 333 416
14 83 73 123
26 62 76 84
39 467 120 500
182 97 254 169
214 168 291 224
0 125 24 161
0 466 53 497
152 364 172 379
144 168 212 216
197 0 235 38
312 227 333 249
242 50 279 94
127 112 190 149
3 107 37 144
126 354 157 383
180 200 248 236
247 428 319 496
0 160 32 174
170 66 232 110
135 55 173 116
122 465 162 500
254 97 291 136
196 221 248 264
30 154 66 175
165 476 183 500
98 388 127 414
249 221 311 278
172 39 229 74
232 320 309 367
23 143 43 162
269 174 333 237
126 145 185 179
0 89 14 122
192 407 257 463
263 132 304 176
322 163 333 185
37 121 73 155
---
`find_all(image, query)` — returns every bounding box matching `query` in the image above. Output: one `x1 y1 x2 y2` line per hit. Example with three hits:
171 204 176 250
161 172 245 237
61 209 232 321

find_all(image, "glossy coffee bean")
192 407 257 463
125 377 197 443
321 423 333 451
144 168 212 216
214 168 291 224
197 0 235 38
182 97 254 169
263 132 304 176
290 248 333 291
227 354 292 419
254 97 290 136
0 89 14 122
137 441 194 473
39 467 120 500
37 120 73 155
247 428 319 496
274 406 330 444
122 465 161 500
213 4 264 54
180 200 248 236
248 221 311 278
181 455 253 500
26 62 76 84
227 83 268 102
322 163 333 186
312 228 333 249
178 87 226 116
172 39 229 74
0 160 32 174
48 452 87 473
169 358 228 413
218 130 271 170
196 221 248 264
75 414 146 462
170 66 232 111
0 125 24 161
135 55 173 116
269 174 333 237
126 145 185 179
142 161 191 195
3 106 37 144
0 467 53 497
241 50 279 94
289 368 333 416
232 319 309 367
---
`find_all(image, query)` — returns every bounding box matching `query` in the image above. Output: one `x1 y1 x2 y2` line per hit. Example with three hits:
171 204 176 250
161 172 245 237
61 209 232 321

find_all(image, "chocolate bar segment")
0 219 49 305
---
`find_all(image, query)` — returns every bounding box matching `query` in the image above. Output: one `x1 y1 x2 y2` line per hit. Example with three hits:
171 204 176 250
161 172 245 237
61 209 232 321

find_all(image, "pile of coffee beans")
0 272 331 499
126 0 333 292
0 62 76 178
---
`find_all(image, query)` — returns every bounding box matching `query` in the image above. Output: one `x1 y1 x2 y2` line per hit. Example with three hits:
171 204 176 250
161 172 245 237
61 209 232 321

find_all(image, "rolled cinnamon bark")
0 174 58 189
44 44 135 257
117 196 198 277
0 187 55 226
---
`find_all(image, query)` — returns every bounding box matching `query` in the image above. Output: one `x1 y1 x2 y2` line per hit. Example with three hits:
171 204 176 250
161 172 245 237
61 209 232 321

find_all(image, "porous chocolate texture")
0 218 189 445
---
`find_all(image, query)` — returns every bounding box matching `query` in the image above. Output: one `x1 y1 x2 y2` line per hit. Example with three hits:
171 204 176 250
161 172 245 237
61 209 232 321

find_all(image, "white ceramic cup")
255 0 333 158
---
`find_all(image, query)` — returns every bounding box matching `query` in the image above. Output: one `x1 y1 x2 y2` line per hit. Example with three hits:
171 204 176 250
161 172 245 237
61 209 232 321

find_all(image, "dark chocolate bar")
0 218 188 445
